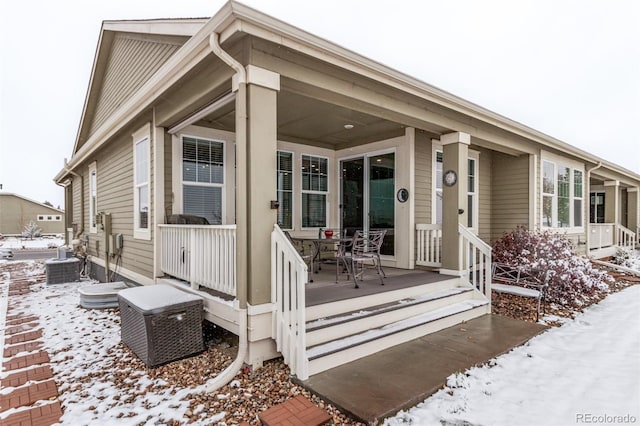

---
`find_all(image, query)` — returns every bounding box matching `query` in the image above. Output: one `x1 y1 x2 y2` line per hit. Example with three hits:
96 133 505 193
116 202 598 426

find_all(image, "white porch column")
440 131 469 275
241 65 280 306
604 180 619 224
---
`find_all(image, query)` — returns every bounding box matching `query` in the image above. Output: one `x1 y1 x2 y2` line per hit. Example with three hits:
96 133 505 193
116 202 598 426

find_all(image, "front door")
340 152 395 256
590 192 605 223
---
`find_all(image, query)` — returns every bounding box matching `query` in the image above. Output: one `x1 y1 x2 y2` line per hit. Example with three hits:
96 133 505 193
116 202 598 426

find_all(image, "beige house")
0 192 65 236
55 2 639 380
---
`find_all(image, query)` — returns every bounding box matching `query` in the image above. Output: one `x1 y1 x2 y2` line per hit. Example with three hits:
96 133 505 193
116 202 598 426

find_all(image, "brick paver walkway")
1 264 61 426
258 395 332 426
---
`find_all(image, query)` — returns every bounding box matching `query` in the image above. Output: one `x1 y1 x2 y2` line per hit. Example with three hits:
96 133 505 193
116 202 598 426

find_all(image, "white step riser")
307 305 487 376
306 290 474 347
306 278 462 321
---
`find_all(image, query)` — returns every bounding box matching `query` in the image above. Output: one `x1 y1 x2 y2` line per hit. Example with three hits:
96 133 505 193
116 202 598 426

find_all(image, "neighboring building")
54 1 639 380
0 192 65 236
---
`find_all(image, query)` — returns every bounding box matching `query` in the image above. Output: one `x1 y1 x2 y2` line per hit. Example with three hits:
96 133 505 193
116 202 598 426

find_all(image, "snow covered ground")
2 261 638 425
0 277 207 425
386 285 640 426
0 236 64 249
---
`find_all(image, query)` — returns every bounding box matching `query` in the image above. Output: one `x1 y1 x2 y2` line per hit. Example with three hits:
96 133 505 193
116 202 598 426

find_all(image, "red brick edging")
1 266 62 426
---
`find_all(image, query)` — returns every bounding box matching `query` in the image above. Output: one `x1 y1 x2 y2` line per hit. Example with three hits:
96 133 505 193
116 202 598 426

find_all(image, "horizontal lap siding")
414 133 432 225
89 34 182 137
477 148 492 244
98 127 154 278
72 178 81 229
491 153 530 242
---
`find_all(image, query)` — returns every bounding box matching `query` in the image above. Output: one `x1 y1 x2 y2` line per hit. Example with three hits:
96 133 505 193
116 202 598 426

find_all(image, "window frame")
276 150 294 230
540 154 585 231
300 153 329 229
89 161 97 233
133 125 151 240
180 134 226 225
467 154 479 231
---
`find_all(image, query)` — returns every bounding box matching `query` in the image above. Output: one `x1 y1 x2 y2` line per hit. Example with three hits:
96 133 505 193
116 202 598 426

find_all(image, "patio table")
291 236 352 279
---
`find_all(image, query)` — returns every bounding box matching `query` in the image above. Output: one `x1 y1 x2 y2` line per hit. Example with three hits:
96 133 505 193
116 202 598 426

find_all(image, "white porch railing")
271 224 308 380
617 224 636 250
159 224 236 296
589 223 615 250
459 224 492 301
415 223 492 300
416 223 442 267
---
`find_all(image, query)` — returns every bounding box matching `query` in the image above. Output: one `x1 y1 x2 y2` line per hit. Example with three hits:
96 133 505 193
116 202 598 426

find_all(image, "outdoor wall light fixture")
343 124 354 129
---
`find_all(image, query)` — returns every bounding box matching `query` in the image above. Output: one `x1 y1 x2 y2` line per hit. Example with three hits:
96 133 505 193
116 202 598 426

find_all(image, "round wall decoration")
397 188 409 203
443 170 458 187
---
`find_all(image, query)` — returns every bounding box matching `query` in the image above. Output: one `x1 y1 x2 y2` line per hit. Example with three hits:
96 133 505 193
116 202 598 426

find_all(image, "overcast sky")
1 0 638 209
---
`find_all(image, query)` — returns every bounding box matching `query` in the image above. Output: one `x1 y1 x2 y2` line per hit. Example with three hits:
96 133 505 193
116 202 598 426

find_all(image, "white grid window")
542 159 584 229
301 154 328 228
277 151 293 229
89 162 97 233
133 131 151 239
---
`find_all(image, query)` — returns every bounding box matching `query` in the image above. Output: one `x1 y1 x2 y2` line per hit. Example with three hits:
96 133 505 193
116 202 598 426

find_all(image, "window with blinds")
301 154 327 228
134 136 150 237
89 162 97 233
277 151 293 229
182 136 224 224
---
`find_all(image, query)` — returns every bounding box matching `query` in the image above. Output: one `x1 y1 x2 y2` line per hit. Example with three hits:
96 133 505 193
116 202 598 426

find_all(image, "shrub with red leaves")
492 227 612 308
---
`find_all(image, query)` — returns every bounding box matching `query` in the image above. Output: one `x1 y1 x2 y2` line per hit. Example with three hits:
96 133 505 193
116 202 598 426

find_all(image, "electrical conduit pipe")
205 31 248 394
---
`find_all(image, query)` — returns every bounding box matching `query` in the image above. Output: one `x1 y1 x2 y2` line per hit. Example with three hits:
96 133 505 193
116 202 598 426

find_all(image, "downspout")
62 158 84 239
205 32 248 394
585 162 603 254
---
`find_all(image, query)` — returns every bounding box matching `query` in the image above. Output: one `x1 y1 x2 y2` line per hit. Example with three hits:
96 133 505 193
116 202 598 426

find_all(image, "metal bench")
491 262 550 321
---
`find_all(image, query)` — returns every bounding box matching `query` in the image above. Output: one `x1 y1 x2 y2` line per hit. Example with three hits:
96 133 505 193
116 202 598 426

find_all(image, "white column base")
439 268 465 277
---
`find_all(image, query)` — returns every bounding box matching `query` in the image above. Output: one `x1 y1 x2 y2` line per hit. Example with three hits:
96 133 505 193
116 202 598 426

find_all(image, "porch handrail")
159 224 236 296
271 224 308 380
616 224 636 250
416 223 442 267
459 223 492 301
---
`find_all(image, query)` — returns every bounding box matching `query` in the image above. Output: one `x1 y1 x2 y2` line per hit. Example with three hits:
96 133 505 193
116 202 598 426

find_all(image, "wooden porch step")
305 287 475 347
305 275 462 322
306 299 489 376
307 287 473 332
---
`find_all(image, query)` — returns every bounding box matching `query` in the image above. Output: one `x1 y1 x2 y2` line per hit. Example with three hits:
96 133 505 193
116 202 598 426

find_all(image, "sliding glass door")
340 152 395 256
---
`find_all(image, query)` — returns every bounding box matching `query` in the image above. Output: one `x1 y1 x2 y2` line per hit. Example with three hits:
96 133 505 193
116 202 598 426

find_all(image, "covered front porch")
588 173 638 256
149 27 507 378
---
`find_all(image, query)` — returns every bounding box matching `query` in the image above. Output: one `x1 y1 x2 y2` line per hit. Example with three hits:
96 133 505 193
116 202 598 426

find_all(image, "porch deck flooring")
305 267 451 307
298 314 547 424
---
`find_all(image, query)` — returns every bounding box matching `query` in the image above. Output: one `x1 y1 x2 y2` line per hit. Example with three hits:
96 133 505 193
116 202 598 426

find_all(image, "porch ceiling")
192 90 407 148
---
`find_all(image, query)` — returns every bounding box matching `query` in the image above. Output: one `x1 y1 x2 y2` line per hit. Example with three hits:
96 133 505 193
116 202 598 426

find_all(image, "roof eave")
223 2 640 181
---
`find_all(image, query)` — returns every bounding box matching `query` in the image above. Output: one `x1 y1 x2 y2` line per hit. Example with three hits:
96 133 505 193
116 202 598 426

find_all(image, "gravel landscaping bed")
1 260 363 425
5 258 635 424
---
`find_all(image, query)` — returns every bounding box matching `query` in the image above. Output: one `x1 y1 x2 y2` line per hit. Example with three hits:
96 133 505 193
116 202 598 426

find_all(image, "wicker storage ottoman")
118 285 204 367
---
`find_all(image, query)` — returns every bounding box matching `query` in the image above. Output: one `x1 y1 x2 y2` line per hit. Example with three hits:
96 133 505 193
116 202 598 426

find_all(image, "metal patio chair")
339 229 387 288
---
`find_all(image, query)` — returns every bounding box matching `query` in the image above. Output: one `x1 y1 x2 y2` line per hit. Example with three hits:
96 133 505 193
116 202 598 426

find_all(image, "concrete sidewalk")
300 314 547 424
